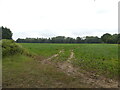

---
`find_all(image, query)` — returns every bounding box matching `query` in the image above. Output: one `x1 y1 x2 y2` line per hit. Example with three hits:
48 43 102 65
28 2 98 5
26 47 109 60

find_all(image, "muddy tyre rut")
36 49 118 88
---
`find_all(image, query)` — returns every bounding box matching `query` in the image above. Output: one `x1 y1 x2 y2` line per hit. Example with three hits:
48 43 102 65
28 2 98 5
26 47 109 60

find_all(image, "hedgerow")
2 39 24 57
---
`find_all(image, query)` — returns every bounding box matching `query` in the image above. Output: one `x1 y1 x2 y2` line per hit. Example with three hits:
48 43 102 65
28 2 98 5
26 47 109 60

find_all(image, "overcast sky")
0 0 119 40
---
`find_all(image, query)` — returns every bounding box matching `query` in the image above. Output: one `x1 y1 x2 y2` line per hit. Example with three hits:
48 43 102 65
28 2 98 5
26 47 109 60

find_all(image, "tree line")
1 26 120 44
16 33 120 44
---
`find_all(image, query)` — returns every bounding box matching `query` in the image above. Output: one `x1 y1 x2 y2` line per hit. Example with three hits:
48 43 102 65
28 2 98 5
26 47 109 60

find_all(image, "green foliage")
101 33 119 44
76 37 82 43
3 54 87 88
2 43 118 87
0 26 13 39
84 36 101 43
21 43 118 79
21 43 63 58
73 44 118 78
16 33 120 44
51 36 66 43
16 36 80 43
2 39 24 57
118 34 120 44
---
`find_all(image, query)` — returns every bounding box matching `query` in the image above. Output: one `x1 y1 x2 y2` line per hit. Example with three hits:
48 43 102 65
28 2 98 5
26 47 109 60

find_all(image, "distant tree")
76 37 82 43
84 36 101 43
65 37 71 43
16 38 24 43
16 34 119 44
118 33 120 44
0 26 13 39
101 33 112 43
111 34 118 44
51 36 65 43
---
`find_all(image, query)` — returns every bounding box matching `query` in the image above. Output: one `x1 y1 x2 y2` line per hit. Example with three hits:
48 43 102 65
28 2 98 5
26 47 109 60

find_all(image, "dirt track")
36 50 118 88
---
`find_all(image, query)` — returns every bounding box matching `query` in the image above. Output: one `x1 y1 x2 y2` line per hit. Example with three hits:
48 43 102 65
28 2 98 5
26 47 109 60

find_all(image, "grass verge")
3 54 90 88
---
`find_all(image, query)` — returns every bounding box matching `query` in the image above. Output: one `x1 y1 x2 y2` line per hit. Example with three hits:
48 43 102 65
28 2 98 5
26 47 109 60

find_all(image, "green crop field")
21 43 118 78
3 43 119 88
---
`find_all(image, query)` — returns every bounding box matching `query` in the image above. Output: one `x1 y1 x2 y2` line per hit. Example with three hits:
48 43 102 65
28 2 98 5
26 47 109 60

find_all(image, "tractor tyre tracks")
35 49 118 88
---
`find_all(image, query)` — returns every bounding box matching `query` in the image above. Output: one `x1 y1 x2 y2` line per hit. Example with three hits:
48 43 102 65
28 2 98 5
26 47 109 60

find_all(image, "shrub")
2 39 24 57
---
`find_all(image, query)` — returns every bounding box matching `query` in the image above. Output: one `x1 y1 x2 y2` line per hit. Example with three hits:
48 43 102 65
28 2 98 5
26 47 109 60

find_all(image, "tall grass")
3 54 88 88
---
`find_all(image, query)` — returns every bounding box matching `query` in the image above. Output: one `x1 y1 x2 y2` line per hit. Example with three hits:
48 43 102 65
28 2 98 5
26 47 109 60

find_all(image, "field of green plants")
3 42 119 88
21 43 118 79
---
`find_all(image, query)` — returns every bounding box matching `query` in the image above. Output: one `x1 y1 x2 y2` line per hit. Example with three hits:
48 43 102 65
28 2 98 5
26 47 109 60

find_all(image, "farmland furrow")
41 49 64 64
35 49 118 88
67 50 74 62
53 50 118 88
